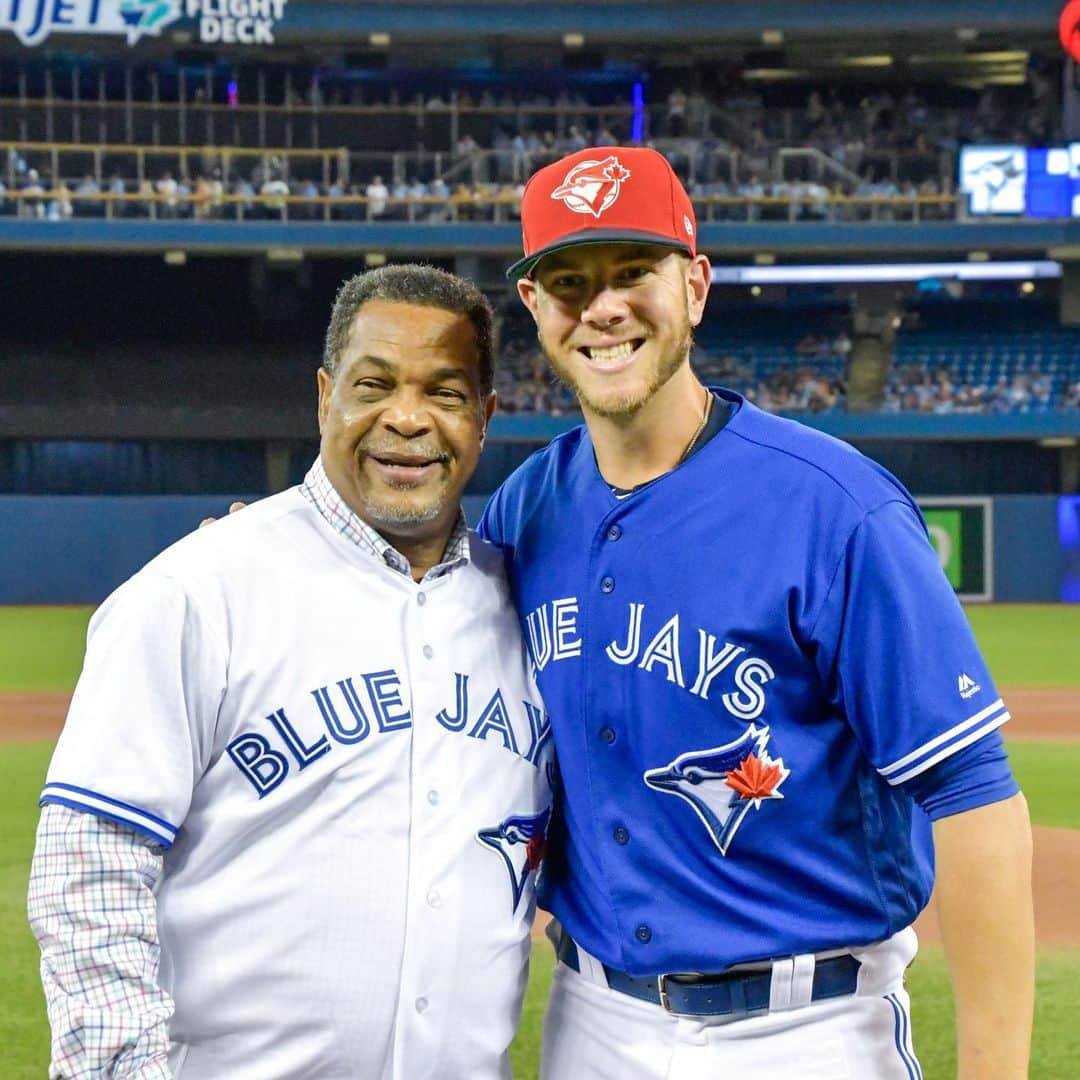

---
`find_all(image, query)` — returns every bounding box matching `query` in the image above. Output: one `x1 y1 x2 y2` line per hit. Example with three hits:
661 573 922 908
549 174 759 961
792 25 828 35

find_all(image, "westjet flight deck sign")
2 0 288 47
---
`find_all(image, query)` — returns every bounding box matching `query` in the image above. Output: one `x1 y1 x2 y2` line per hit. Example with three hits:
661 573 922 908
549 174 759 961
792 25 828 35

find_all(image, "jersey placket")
578 502 643 965
389 573 459 1077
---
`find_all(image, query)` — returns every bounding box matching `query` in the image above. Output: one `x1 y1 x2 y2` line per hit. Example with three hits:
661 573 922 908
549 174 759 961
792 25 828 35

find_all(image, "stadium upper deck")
0 0 1071 251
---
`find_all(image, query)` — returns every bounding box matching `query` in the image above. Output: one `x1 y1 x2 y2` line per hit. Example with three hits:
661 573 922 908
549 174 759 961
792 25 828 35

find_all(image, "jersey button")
607 524 622 541
426 889 441 908
635 925 652 944
423 645 434 659
600 576 615 594
417 592 427 606
613 826 629 845
415 997 429 1014
599 726 616 744
427 789 440 806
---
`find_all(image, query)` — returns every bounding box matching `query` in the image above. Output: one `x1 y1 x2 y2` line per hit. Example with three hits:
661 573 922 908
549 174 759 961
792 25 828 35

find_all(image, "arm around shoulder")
931 792 1034 1080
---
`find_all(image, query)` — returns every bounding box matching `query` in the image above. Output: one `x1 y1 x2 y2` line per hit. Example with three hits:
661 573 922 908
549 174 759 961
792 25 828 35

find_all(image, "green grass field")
2 602 1077 693
0 607 92 692
1 603 1077 1077
963 605 1080 687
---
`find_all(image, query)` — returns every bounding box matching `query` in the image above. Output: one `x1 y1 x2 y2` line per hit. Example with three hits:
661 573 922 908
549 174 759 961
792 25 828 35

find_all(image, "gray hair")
323 264 495 397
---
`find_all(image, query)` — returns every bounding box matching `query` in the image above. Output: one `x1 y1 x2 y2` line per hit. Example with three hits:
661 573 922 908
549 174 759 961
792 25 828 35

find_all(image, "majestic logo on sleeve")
477 807 551 911
957 673 981 700
550 156 631 218
643 725 789 855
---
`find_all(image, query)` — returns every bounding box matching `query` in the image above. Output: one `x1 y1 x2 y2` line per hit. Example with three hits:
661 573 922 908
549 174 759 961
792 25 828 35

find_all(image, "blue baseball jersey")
479 390 1012 976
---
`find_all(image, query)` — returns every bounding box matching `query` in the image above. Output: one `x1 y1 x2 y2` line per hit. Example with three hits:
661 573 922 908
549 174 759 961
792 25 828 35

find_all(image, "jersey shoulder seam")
725 425 901 515
804 497 920 645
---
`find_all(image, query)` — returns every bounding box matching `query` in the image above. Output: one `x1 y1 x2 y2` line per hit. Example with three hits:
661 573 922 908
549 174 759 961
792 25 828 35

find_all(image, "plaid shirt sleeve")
27 804 174 1079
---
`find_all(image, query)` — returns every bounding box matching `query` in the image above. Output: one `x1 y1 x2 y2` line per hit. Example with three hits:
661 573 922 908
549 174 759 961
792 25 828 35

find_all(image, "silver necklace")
678 390 714 464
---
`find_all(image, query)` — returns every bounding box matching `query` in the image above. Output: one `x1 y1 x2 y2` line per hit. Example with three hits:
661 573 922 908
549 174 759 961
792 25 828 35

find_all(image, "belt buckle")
657 973 673 1012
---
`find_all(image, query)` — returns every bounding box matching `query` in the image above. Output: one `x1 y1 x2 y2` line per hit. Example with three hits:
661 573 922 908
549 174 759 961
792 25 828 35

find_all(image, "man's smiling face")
517 243 710 419
317 299 494 550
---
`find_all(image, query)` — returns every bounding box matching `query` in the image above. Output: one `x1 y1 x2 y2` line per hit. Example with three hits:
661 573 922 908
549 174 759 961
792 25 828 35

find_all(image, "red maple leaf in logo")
602 161 631 183
526 834 546 871
725 752 786 801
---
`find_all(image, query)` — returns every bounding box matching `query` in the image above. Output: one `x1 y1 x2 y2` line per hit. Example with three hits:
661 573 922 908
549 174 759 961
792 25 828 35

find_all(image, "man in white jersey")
28 265 554 1079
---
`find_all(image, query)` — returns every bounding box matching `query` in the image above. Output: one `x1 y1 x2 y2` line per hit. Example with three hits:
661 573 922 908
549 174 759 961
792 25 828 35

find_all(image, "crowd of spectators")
490 299 1080 416
1 62 1060 221
880 364 1069 414
0 152 525 222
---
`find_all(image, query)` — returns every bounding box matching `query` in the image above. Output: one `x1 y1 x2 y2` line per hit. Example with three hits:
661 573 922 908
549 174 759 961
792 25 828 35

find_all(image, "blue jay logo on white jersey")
477 807 551 911
643 725 789 855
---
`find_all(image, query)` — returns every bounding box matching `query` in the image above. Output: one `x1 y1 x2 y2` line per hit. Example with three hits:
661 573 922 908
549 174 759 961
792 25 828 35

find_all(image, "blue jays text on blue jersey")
527 599 775 720
226 667 553 797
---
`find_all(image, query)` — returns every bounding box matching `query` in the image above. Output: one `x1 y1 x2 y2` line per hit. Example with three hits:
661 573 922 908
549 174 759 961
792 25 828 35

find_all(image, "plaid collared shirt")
28 462 473 1077
299 455 470 580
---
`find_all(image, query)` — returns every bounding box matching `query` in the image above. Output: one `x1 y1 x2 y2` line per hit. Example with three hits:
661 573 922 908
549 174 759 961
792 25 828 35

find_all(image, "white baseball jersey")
42 482 554 1079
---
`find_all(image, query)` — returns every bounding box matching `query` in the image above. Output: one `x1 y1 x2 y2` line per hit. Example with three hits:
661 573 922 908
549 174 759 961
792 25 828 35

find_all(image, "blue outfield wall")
0 495 262 604
991 496 1066 603
0 492 1070 604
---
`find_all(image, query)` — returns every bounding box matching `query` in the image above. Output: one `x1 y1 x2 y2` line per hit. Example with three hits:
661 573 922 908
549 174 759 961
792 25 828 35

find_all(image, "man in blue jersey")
480 146 1033 1078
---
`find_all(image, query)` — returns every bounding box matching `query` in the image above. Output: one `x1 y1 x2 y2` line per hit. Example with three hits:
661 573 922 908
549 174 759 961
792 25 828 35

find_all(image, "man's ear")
517 276 540 324
316 367 333 434
480 390 497 444
686 254 711 328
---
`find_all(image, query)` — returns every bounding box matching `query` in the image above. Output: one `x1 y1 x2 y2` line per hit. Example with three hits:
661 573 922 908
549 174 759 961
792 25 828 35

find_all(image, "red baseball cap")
506 146 698 279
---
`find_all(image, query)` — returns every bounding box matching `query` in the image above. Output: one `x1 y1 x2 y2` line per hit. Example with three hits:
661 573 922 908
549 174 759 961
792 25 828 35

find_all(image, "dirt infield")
998 687 1080 741
0 692 70 742
4 686 1078 948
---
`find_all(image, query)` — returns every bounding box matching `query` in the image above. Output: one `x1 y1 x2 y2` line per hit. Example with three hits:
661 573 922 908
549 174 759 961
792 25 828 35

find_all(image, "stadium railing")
3 140 349 187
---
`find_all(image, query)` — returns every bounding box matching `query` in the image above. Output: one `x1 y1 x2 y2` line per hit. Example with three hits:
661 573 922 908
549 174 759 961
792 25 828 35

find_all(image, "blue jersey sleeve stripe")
878 699 1007 777
884 712 1010 787
38 782 178 832
39 784 178 845
39 794 176 848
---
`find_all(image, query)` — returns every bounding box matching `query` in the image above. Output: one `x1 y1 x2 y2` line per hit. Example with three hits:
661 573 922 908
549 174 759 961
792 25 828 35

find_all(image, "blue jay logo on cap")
477 807 552 911
644 725 789 855
550 155 631 218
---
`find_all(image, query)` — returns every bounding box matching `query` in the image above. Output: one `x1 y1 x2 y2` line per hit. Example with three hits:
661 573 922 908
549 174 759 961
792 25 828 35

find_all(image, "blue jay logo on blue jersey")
643 725 789 855
477 807 551 911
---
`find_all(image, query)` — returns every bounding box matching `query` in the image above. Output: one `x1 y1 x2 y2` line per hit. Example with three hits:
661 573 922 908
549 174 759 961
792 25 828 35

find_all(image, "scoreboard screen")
959 146 1026 215
960 144 1080 218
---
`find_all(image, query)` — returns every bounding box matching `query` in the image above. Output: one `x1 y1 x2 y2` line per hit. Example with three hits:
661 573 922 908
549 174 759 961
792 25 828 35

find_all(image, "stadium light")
710 261 1063 285
632 82 644 143
838 56 894 68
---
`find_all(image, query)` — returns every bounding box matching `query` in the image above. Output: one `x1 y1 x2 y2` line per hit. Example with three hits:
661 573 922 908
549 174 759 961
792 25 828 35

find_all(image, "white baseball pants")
540 928 923 1079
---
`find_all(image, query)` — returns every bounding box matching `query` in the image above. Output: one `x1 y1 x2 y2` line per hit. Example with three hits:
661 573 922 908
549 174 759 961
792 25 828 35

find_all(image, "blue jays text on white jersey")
480 390 1012 977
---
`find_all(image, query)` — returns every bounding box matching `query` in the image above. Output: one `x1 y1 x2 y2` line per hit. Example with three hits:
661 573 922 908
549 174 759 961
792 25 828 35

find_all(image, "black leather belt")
556 934 861 1020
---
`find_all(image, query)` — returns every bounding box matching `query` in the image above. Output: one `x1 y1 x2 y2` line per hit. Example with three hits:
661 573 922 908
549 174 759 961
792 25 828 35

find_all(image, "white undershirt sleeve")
28 804 174 1080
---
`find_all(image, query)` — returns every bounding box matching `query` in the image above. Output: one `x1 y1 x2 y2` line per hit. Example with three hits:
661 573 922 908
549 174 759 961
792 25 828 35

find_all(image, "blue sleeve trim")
879 698 1010 785
39 782 178 847
39 796 175 848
